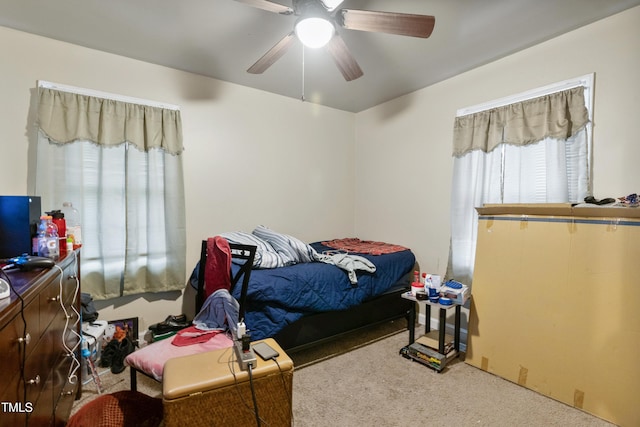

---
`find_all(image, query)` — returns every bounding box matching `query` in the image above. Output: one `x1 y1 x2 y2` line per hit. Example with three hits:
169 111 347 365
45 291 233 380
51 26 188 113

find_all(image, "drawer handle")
26 375 40 385
17 333 31 346
61 390 74 397
67 275 77 281
48 295 60 302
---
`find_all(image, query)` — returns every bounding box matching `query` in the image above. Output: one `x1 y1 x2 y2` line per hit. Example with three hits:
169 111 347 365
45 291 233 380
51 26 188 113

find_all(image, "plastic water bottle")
48 210 66 253
426 274 439 303
61 202 82 246
37 215 59 259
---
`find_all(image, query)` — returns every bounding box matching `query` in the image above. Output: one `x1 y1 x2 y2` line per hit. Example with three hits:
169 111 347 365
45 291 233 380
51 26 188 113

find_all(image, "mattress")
227 241 415 340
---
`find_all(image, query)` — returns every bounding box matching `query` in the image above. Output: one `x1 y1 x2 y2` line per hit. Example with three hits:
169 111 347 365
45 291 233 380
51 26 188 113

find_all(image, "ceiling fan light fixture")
295 17 334 48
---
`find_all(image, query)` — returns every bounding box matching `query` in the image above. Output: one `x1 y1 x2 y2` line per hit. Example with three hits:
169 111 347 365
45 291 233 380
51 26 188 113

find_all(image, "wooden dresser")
0 250 81 426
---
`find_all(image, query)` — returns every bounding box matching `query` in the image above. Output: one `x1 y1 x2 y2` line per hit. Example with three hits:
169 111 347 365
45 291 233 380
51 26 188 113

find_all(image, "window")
448 74 594 286
34 82 186 300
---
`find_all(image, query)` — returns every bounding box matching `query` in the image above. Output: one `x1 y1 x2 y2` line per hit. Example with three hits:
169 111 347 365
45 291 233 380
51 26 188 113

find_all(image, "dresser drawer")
0 332 53 425
52 350 80 426
40 274 63 333
50 293 80 366
23 326 53 406
0 250 81 426
40 262 78 334
0 297 41 396
0 373 27 426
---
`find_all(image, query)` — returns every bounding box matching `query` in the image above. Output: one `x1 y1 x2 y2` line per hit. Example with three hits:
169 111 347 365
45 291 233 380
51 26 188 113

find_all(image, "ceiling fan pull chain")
301 45 306 102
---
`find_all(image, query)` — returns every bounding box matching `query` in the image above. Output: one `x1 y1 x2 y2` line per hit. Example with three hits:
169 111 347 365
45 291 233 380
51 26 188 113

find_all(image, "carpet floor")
72 320 616 426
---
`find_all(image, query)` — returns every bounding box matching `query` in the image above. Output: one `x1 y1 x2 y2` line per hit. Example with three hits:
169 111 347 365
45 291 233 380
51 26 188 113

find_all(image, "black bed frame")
273 282 414 353
195 240 257 318
198 241 414 354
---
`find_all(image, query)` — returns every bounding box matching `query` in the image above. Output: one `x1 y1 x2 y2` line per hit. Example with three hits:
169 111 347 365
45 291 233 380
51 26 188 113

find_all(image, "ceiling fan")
235 0 435 81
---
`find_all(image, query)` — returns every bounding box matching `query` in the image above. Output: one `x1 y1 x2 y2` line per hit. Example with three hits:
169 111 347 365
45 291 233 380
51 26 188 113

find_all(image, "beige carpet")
73 321 616 426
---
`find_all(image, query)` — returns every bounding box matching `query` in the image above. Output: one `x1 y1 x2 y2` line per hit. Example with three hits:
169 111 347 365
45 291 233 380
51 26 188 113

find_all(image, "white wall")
0 26 355 329
354 6 640 281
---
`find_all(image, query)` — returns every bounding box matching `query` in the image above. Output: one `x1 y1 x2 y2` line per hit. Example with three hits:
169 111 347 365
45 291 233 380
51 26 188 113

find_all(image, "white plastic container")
425 274 441 302
426 274 442 290
411 281 424 296
81 320 108 384
62 201 82 245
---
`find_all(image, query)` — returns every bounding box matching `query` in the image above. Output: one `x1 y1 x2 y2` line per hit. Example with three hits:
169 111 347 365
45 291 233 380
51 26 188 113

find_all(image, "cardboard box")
466 205 640 426
477 202 640 219
417 330 455 354
440 281 470 305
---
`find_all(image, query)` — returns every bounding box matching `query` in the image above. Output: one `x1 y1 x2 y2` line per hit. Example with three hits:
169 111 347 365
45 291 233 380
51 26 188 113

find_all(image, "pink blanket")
124 332 233 381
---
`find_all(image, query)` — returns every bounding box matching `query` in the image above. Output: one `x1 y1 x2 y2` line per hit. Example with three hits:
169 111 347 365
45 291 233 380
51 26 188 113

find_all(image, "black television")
0 196 41 258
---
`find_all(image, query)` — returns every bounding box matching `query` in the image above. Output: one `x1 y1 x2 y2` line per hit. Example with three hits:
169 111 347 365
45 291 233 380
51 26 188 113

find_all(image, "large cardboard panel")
477 203 640 219
466 212 640 427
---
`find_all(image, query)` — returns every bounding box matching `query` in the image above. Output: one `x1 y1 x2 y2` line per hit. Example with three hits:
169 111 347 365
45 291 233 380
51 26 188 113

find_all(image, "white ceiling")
2 0 639 112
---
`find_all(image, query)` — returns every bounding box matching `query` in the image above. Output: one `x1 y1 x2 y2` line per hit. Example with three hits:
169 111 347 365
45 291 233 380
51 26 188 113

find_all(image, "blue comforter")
232 242 415 340
191 241 415 341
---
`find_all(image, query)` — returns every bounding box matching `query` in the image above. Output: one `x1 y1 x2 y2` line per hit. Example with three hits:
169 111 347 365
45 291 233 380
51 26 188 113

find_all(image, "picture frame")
105 317 139 347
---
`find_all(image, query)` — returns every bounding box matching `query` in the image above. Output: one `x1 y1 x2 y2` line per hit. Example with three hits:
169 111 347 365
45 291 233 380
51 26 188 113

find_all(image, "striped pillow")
252 225 317 265
218 231 285 269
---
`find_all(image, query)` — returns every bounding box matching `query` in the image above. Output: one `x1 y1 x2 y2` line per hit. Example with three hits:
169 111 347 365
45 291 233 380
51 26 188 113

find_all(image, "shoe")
110 337 135 374
597 198 615 205
165 314 187 324
149 314 190 335
99 341 117 368
584 196 615 205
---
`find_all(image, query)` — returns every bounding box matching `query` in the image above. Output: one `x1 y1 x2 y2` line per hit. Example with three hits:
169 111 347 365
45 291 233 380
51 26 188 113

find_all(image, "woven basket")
68 390 163 427
163 369 293 427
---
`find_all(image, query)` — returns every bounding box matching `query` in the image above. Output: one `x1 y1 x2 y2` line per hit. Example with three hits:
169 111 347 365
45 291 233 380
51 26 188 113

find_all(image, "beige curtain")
452 86 589 157
35 86 186 299
37 88 183 155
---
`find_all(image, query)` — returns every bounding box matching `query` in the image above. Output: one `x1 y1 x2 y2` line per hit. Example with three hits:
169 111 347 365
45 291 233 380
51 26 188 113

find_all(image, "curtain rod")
456 73 594 117
37 80 181 111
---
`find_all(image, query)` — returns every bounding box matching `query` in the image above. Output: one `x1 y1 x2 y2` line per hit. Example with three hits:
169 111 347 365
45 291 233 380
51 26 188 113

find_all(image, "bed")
126 232 416 389
191 229 417 352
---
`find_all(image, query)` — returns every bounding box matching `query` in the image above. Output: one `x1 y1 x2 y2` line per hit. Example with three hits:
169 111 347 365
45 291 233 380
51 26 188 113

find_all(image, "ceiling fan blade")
337 9 435 38
325 33 363 81
234 0 294 15
247 32 296 74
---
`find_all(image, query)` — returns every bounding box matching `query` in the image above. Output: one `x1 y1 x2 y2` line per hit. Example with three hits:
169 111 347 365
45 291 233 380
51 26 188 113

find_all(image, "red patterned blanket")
321 238 409 255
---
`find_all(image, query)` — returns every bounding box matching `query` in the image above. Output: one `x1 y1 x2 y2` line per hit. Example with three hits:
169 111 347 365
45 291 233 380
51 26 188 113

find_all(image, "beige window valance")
37 88 183 155
452 86 589 157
